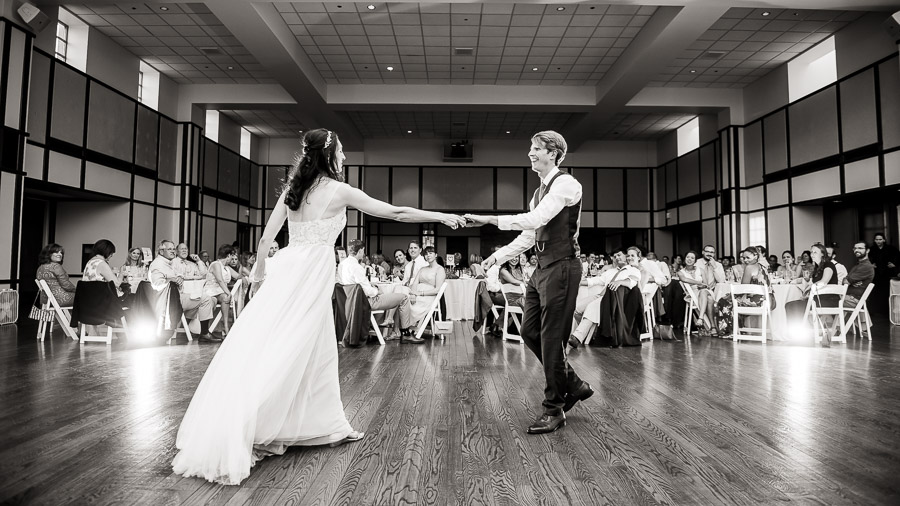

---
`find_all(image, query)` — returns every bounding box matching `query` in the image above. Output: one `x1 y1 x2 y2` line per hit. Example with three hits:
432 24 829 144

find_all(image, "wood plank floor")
1 319 899 505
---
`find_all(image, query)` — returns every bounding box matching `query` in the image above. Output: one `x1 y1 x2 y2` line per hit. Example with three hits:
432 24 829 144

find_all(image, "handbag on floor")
652 324 675 340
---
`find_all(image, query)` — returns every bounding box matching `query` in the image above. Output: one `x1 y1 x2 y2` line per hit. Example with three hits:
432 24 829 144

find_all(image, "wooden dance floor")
1 320 899 505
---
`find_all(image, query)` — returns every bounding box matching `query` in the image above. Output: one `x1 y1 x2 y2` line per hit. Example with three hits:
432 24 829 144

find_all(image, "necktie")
536 182 547 206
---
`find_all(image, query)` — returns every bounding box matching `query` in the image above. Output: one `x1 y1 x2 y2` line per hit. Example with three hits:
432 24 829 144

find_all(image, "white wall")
835 12 898 79
86 27 138 99
157 72 179 119
55 201 130 275
792 205 824 253
743 65 789 124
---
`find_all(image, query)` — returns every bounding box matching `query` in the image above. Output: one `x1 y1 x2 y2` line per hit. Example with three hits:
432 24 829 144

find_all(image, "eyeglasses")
703 250 715 254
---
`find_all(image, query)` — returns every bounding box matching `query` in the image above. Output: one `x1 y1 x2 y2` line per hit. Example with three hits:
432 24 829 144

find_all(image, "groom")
465 130 593 434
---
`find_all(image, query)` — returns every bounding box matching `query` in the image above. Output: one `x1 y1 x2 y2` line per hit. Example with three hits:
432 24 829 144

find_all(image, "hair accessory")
324 130 333 149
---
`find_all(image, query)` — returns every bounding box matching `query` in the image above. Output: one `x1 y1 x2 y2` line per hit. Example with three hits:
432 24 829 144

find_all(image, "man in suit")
465 130 592 434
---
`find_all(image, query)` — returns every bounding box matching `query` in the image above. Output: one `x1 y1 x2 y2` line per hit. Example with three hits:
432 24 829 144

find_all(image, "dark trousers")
521 257 584 415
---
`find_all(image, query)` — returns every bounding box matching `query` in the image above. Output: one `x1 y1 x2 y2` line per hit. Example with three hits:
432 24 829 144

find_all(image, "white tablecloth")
444 278 481 320
713 282 804 340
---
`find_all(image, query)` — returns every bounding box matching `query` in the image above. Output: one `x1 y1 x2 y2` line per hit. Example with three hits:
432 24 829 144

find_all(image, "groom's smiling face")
528 140 556 174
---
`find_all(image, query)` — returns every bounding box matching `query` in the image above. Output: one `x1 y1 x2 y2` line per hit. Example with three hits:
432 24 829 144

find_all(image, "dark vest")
533 171 581 268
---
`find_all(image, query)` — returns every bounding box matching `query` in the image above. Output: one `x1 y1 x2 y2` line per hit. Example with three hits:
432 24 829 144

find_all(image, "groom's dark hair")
347 239 365 256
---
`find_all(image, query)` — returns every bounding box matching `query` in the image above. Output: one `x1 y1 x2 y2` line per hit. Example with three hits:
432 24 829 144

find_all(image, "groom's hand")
482 255 497 270
464 214 494 227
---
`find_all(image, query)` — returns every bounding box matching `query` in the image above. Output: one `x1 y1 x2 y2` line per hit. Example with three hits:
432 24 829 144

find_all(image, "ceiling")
53 1 898 146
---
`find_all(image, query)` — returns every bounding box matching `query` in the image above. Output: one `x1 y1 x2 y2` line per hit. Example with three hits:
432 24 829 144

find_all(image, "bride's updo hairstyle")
284 128 343 211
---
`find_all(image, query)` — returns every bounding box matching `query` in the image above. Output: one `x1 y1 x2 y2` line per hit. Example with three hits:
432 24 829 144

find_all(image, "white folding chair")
370 309 386 345
79 316 129 345
166 314 194 344
841 283 874 340
499 283 525 343
414 282 449 340
680 281 703 339
803 284 848 345
729 284 770 344
36 280 78 341
210 279 242 334
640 284 658 342
482 292 502 337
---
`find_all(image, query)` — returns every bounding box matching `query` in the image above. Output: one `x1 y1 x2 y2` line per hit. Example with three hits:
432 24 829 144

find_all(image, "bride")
172 128 465 485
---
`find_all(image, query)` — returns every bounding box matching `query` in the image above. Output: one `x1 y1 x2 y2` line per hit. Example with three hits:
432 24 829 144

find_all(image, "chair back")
730 284 767 297
499 282 525 305
855 283 875 307
810 284 847 297
680 281 699 307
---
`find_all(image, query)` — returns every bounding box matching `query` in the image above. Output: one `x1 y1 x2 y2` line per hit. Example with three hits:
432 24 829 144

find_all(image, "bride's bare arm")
252 192 288 281
336 184 465 229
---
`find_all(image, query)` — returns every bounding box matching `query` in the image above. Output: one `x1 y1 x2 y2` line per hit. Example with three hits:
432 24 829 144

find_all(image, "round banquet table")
712 282 805 340
444 278 482 320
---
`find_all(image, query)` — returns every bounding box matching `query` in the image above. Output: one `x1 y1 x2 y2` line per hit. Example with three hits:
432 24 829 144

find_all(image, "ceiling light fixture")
762 11 770 16
160 6 169 11
367 4 376 10
532 67 538 71
506 130 511 134
407 130 412 134
227 66 233 70
556 7 565 11
689 69 696 73
386 66 394 71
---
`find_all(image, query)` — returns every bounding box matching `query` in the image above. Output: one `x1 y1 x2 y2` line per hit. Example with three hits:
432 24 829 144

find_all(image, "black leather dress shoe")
401 334 425 344
563 383 594 412
567 335 581 349
527 413 566 434
198 333 223 343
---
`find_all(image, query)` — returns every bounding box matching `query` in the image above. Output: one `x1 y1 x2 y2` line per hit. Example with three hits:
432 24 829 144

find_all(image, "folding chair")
841 283 874 341
499 283 525 343
166 314 194 344
803 284 848 345
639 284 658 342
414 282 449 340
680 281 704 339
370 309 386 345
210 279 242 334
482 292 501 337
729 284 770 344
36 280 78 341
79 317 129 345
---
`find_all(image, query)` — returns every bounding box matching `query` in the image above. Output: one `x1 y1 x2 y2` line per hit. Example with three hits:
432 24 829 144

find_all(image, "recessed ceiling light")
160 6 169 11
556 7 565 11
227 66 233 70
689 69 696 73
506 130 511 134
762 11 770 16
407 130 412 134
532 67 538 71
367 4 376 10
386 66 394 71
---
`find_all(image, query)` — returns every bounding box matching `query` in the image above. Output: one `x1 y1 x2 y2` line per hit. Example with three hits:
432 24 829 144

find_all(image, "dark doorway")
18 197 47 318
445 236 468 265
666 222 703 257
236 223 251 253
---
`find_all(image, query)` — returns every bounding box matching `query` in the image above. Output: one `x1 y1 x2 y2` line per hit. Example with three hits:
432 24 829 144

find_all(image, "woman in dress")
172 129 465 485
469 253 485 278
677 250 715 336
715 247 771 337
120 247 148 283
392 249 409 281
795 250 813 281
84 239 121 288
204 245 240 334
407 246 447 327
779 250 797 281
785 243 839 346
36 243 76 306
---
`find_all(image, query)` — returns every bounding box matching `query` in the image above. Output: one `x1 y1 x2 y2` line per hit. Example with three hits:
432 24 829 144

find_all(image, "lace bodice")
288 213 346 246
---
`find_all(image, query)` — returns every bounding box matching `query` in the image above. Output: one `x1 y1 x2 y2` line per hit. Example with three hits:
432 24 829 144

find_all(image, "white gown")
172 185 353 486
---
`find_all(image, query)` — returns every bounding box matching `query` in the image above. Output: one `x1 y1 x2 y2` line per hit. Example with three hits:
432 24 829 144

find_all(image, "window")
240 128 251 158
676 117 699 157
788 36 836 102
205 110 219 142
138 61 159 110
55 21 68 62
749 213 766 247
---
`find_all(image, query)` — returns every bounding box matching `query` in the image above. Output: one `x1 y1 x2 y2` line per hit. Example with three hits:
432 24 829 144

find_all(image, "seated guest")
199 250 210 267
408 246 445 334
150 240 219 342
796 250 813 280
372 251 391 277
404 241 428 286
172 243 208 280
84 239 124 293
627 246 667 288
469 253 485 278
768 255 781 275
843 241 875 335
755 246 769 269
239 251 256 279
36 243 76 306
268 240 279 258
497 255 526 309
677 250 716 336
339 240 416 342
785 243 839 346
569 248 641 348
121 247 148 283
715 247 771 337
825 245 848 284
392 249 409 281
669 254 683 276
204 245 242 333
779 250 798 281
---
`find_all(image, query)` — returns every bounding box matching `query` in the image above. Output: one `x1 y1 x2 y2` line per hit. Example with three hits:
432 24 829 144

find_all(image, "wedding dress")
172 182 354 485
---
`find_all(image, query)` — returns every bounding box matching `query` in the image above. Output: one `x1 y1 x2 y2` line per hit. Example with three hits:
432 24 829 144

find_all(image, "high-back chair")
414 282 449 340
841 283 874 340
679 281 703 340
803 284 848 344
729 284 771 344
499 282 525 343
35 279 79 341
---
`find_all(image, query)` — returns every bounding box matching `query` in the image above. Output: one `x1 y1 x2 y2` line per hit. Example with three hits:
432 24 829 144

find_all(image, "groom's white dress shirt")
493 167 582 264
585 264 641 290
338 256 378 298
403 255 428 285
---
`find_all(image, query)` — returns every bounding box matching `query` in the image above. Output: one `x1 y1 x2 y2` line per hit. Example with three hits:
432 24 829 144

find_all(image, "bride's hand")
440 214 466 229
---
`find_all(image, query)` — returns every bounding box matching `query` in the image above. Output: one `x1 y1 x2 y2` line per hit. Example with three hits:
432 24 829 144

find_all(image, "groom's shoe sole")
563 383 594 412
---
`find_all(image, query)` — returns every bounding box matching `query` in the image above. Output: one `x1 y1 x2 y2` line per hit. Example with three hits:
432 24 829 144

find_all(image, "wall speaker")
17 2 50 33
885 11 900 44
